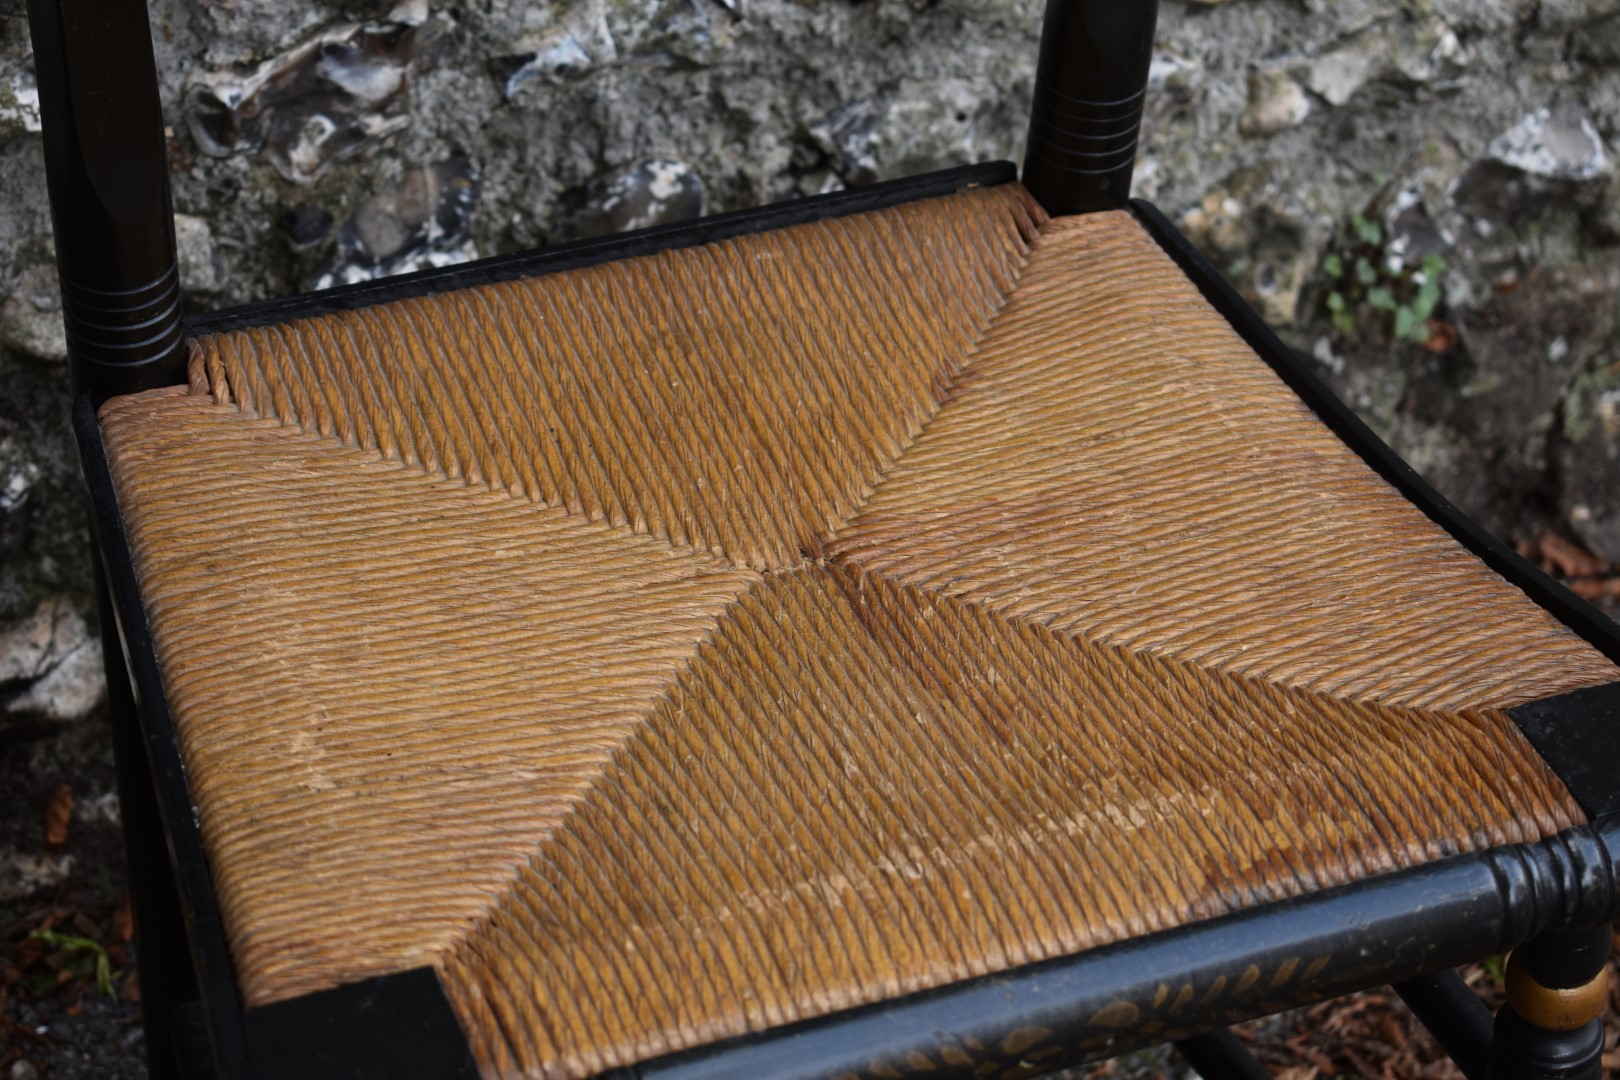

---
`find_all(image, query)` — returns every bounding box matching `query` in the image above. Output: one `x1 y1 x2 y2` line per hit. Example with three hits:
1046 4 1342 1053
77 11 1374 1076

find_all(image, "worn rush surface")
98 187 1618 1080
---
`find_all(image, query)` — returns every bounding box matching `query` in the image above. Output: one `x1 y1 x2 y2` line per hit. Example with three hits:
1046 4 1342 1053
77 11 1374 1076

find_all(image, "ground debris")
41 787 71 850
0 896 141 1077
1517 532 1620 615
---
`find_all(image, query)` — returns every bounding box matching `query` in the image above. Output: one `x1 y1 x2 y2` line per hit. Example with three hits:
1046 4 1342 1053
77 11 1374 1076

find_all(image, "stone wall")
3 0 1619 748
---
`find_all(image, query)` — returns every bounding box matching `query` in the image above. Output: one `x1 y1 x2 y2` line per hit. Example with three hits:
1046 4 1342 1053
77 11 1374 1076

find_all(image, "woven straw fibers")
100 386 761 1003
827 211 1619 712
101 188 1616 1080
193 185 1045 570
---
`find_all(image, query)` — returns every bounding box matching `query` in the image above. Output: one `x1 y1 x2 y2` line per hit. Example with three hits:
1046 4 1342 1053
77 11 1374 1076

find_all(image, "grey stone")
1305 15 1465 109
1240 68 1310 136
74 791 122 828
1534 0 1620 33
0 597 83 684
1486 104 1610 182
0 848 75 903
8 636 104 721
0 597 105 722
321 154 482 286
1307 44 1378 107
0 456 39 516
1384 15 1467 87
174 213 224 294
185 13 435 184
0 264 65 362
1386 201 1451 270
0 70 40 138
810 99 884 188
499 0 618 100
279 204 335 251
555 157 704 241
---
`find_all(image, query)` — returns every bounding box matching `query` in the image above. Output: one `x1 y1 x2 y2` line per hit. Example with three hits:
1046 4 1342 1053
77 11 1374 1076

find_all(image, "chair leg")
1487 924 1612 1080
1173 1029 1271 1080
96 554 200 1080
1393 969 1493 1080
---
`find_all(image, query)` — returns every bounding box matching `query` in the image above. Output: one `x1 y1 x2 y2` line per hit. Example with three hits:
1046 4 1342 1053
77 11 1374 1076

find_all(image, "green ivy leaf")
1323 252 1343 278
1353 213 1384 247
1356 258 1378 286
1411 280 1441 322
1367 285 1396 311
1394 306 1420 340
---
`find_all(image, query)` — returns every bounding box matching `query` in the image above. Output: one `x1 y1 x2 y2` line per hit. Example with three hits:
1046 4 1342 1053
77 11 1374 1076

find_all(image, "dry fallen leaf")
1422 320 1458 354
43 785 73 849
1274 1069 1319 1080
1568 577 1620 600
114 895 134 944
1535 532 1609 579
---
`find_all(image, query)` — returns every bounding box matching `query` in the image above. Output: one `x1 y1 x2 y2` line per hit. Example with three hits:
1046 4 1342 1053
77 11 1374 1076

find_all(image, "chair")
27 0 1620 1077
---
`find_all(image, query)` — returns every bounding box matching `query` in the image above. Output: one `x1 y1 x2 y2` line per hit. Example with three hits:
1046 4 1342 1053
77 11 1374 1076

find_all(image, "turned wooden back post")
1022 0 1160 215
27 0 185 402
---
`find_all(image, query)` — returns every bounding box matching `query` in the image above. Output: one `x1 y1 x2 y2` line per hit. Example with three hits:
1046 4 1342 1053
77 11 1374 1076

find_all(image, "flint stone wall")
4 0 1620 741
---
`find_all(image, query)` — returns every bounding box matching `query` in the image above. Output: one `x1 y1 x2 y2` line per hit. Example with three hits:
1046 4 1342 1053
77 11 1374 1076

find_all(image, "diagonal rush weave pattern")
98 183 1619 1080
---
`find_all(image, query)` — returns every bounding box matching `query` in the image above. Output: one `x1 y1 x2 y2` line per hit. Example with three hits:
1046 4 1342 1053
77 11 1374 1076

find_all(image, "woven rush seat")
97 182 1618 1080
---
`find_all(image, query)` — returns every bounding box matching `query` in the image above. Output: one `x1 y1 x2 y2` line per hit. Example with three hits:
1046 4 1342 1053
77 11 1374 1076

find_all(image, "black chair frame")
27 0 1620 1077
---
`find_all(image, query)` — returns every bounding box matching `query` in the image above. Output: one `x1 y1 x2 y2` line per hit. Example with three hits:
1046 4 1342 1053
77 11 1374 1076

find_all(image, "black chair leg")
1393 969 1493 1080
1022 0 1160 216
1487 924 1612 1080
1173 1029 1271 1080
97 554 199 1080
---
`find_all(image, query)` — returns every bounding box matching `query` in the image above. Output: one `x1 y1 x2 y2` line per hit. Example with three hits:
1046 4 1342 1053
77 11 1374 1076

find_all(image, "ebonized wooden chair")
26 0 1620 1078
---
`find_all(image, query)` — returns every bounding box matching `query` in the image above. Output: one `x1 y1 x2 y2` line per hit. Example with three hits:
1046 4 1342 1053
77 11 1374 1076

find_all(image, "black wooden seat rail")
26 0 1620 1077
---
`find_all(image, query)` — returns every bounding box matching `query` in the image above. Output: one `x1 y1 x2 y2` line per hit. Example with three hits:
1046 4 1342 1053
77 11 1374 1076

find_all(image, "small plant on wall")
1321 213 1446 347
